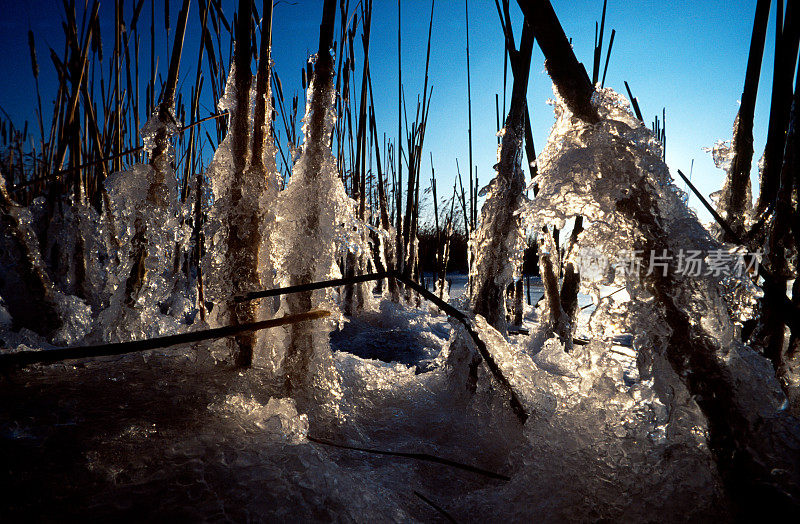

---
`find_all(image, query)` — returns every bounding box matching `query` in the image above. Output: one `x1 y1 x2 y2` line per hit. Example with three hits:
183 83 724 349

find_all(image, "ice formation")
705 128 754 239
527 87 768 369
0 77 776 521
3 29 798 523
268 56 367 407
525 85 797 501
96 157 190 342
469 111 527 332
202 61 281 366
0 177 92 346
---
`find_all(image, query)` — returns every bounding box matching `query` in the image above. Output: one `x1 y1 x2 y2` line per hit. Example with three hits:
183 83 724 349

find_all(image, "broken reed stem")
601 29 615 88
0 310 331 368
624 80 644 122
515 0 598 124
307 434 510 481
591 0 607 85
413 491 458 523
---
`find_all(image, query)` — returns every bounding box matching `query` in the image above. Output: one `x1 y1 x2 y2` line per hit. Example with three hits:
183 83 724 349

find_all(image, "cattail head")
275 72 283 101
27 30 39 79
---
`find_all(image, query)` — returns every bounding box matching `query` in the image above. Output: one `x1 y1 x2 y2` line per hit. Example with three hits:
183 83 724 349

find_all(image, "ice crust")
525 87 786 446
469 112 527 330
1 293 732 520
526 88 763 345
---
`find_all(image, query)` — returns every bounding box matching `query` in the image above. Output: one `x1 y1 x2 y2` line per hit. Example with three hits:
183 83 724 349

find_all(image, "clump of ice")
531 336 579 378
523 84 785 466
213 394 309 443
704 118 754 237
200 60 282 368
704 139 734 173
526 87 761 344
95 152 190 342
140 107 180 161
0 298 11 329
30 196 121 312
0 183 94 347
52 291 92 345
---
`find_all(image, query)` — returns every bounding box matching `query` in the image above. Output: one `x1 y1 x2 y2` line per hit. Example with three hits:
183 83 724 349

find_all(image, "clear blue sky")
0 1 776 224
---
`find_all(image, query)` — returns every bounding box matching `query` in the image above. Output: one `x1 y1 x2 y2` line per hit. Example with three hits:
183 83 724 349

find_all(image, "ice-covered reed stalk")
245 0 279 365
0 175 62 339
530 83 800 516
0 174 92 345
218 0 258 367
744 1 800 383
765 74 800 393
271 0 356 393
713 0 769 243
518 0 799 508
203 0 279 368
124 0 190 308
470 12 533 332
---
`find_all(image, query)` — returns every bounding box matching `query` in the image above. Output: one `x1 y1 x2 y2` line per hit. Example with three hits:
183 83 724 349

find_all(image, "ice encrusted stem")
758 67 800 388
617 176 800 514
529 86 799 511
0 175 63 338
716 0 769 242
281 0 338 393
470 14 533 332
223 0 259 368
125 0 190 307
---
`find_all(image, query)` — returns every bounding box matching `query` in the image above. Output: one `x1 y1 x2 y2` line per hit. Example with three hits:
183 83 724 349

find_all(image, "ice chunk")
703 139 733 172
213 394 309 443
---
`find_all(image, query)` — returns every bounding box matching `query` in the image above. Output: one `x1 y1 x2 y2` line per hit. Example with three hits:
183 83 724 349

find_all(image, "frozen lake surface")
1 294 730 521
